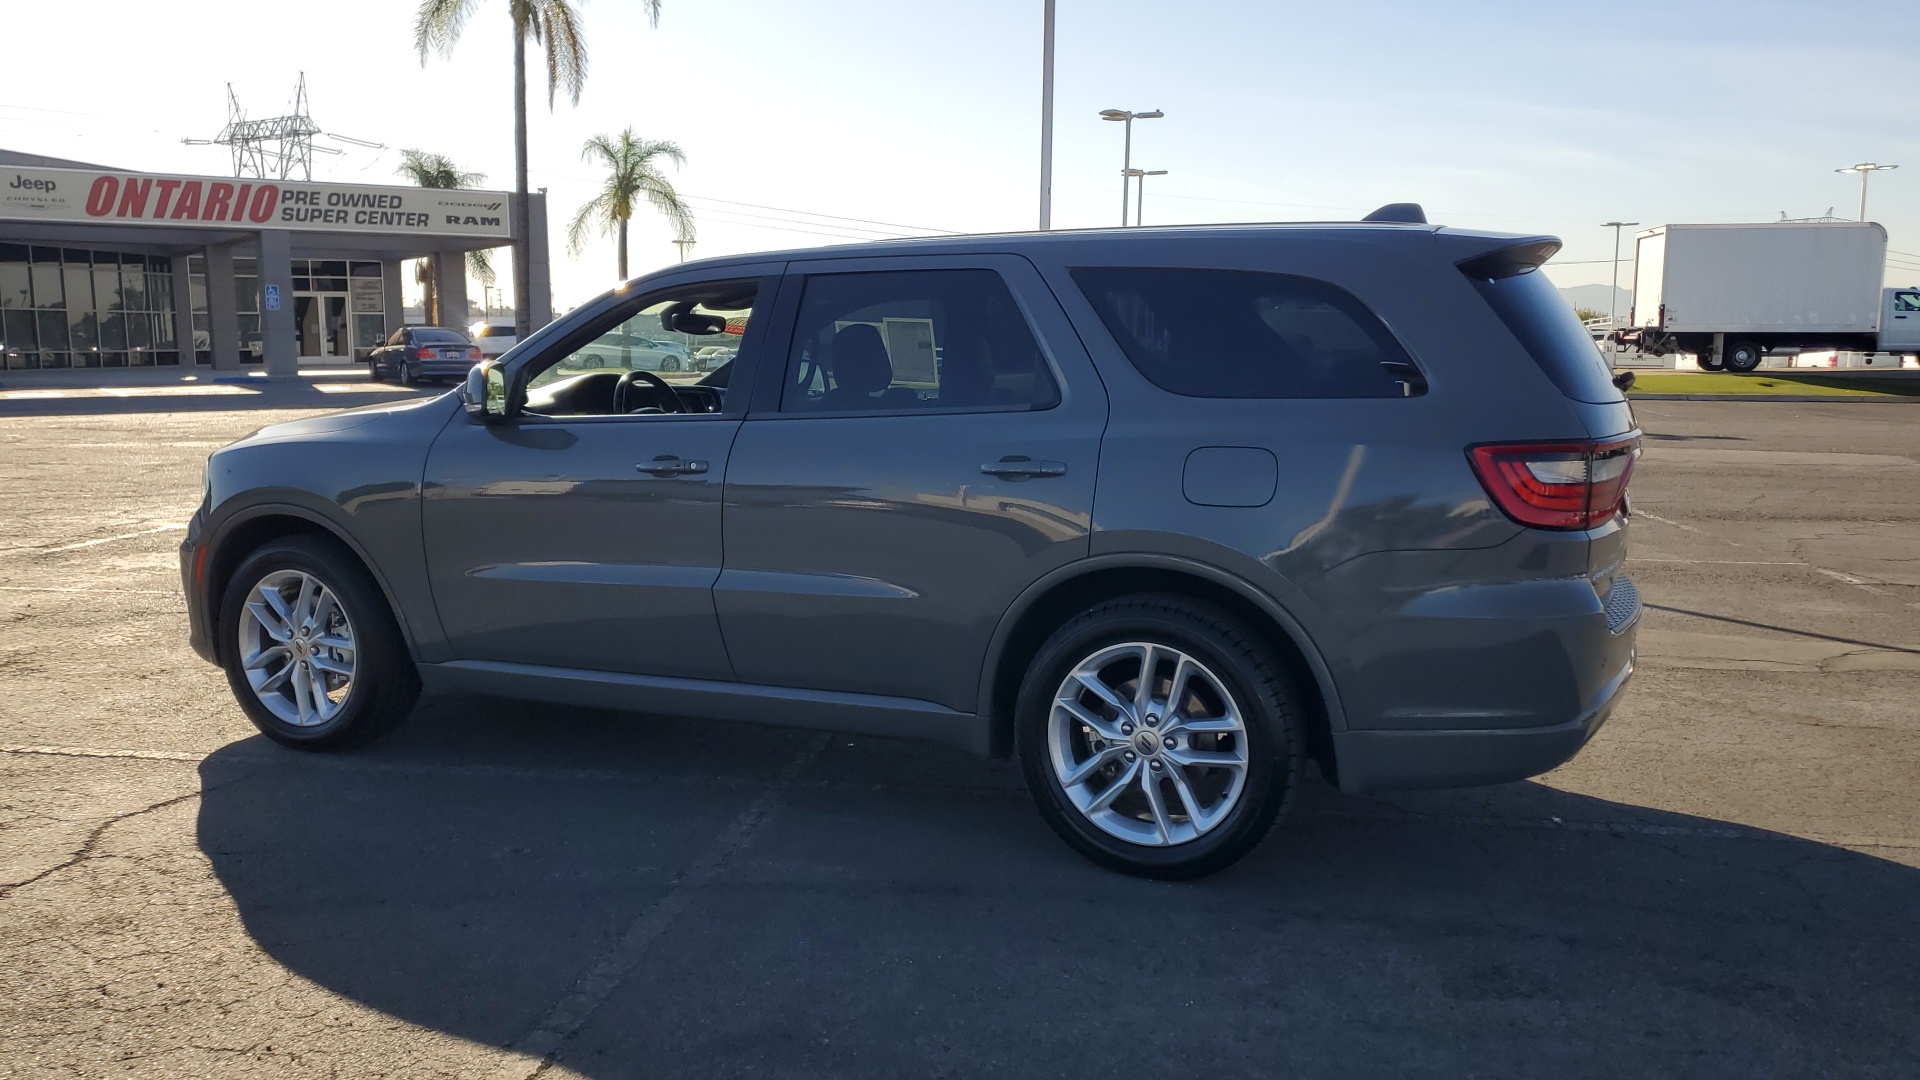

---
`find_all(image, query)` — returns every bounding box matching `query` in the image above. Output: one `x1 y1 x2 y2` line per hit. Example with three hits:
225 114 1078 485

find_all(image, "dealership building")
0 148 550 377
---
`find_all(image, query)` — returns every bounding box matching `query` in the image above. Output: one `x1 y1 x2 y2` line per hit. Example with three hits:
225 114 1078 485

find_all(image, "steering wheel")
613 368 684 414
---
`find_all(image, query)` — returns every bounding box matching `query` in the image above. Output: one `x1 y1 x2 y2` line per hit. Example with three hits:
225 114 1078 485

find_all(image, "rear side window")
1070 267 1412 398
782 269 1059 414
412 328 469 344
1471 269 1621 404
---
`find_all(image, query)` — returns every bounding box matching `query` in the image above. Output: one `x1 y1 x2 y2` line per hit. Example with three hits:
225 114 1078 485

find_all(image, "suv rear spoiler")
1454 238 1563 280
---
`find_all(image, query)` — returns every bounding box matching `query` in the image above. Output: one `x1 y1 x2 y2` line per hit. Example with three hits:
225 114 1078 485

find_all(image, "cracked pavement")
1 393 1916 1078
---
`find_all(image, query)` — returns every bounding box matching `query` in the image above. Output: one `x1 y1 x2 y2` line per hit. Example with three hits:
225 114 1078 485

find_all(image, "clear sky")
4 0 1916 313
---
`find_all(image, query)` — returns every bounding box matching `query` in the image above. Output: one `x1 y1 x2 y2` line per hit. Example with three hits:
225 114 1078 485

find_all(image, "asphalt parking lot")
2 386 1916 1079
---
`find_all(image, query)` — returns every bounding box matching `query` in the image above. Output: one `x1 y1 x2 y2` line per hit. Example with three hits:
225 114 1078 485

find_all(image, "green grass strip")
1627 371 1920 397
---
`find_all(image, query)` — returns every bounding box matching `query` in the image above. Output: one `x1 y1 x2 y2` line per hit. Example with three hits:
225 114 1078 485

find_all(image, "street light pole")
1038 0 1055 231
1835 162 1898 221
1601 221 1639 332
1100 108 1162 226
674 237 696 263
1126 169 1168 226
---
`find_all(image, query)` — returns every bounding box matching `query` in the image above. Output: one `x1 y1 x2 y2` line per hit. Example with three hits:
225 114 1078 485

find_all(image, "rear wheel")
1725 339 1763 373
1016 595 1302 879
219 535 418 750
662 357 681 372
399 362 417 386
1698 349 1726 372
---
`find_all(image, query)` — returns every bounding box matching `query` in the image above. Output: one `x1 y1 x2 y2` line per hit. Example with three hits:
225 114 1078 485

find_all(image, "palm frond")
396 149 486 190
535 0 589 107
414 0 480 61
467 248 497 288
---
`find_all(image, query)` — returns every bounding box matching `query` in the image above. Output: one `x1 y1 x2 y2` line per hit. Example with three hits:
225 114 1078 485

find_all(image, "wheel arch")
978 555 1345 779
204 502 417 666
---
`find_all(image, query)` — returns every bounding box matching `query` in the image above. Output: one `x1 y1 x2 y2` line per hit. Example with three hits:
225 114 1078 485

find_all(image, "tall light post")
1100 108 1163 226
1601 221 1639 331
1835 162 1898 221
1125 168 1168 226
674 237 696 263
1038 0 1055 231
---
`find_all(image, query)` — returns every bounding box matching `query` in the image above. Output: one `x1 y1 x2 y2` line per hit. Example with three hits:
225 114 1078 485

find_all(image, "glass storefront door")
295 292 351 363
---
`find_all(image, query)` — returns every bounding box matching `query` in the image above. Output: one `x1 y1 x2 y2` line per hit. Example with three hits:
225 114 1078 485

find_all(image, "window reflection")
0 246 183 369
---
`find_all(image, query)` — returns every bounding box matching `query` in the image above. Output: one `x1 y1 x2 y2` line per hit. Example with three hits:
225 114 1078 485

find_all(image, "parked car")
367 327 484 385
573 333 691 372
181 209 1640 878
470 323 518 357
692 345 736 371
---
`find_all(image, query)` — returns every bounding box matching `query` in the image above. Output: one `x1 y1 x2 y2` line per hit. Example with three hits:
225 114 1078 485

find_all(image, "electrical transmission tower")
183 73 383 181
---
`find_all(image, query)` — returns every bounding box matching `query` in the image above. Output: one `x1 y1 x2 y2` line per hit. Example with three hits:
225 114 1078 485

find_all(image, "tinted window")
782 269 1059 414
412 328 469 344
1472 268 1622 404
1070 267 1411 398
1895 291 1920 313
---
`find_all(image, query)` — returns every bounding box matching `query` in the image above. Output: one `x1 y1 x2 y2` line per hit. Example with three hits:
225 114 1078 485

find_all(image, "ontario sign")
2 166 512 240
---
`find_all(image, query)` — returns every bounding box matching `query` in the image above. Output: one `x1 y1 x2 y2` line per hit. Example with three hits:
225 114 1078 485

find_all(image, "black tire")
1698 350 1726 372
218 534 419 751
399 361 417 386
1015 594 1302 879
367 362 383 383
1725 339 1763 373
662 357 681 372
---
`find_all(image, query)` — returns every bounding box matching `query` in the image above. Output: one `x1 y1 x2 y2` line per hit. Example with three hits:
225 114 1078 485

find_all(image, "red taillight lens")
468 346 484 359
415 346 434 359
1468 435 1640 530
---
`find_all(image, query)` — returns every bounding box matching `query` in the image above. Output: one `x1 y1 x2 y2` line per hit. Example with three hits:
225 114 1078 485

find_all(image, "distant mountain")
1559 284 1632 317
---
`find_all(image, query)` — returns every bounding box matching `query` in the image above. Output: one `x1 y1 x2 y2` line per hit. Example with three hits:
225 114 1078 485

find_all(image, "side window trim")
768 263 1063 419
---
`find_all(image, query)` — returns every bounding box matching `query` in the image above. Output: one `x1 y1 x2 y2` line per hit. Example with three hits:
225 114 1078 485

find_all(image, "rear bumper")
1331 647 1634 794
409 361 479 379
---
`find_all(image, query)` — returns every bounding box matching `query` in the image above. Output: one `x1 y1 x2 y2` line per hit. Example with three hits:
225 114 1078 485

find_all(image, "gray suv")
181 212 1640 878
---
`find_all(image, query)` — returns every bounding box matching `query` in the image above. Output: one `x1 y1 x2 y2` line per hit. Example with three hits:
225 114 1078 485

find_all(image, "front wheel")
1016 595 1302 879
219 535 419 750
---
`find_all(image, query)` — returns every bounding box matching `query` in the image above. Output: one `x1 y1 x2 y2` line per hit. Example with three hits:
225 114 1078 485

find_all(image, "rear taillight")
414 346 434 359
1468 435 1640 530
468 346 484 359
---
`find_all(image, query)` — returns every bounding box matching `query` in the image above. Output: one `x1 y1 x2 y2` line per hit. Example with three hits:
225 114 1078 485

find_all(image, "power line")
678 200 922 240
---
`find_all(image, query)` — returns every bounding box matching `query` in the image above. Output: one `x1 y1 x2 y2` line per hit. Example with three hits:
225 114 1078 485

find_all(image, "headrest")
830 324 892 395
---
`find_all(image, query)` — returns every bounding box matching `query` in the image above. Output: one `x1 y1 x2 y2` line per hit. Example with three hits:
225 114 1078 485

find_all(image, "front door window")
521 279 759 418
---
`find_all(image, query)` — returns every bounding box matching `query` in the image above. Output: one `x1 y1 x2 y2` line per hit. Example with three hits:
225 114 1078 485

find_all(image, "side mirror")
464 361 510 422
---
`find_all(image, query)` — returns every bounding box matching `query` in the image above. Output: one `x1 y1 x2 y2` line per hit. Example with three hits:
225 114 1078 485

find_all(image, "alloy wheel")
236 569 357 727
1047 642 1249 847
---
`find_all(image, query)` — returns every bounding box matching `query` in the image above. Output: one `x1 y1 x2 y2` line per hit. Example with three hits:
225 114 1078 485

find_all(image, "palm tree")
395 150 497 326
415 0 662 339
568 129 695 281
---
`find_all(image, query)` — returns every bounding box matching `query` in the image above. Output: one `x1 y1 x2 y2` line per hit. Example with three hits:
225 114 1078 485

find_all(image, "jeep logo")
8 175 55 193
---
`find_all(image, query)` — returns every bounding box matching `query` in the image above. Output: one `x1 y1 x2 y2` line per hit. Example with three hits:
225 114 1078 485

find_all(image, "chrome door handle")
981 456 1067 479
636 456 709 476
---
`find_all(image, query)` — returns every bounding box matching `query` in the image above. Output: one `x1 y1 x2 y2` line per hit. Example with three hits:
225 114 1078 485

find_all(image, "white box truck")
1620 222 1920 371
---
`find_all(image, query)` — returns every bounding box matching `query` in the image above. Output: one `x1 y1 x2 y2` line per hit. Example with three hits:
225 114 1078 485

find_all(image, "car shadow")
196 697 1920 1077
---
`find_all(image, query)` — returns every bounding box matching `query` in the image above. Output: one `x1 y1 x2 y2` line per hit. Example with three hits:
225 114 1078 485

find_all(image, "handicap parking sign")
264 284 281 311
